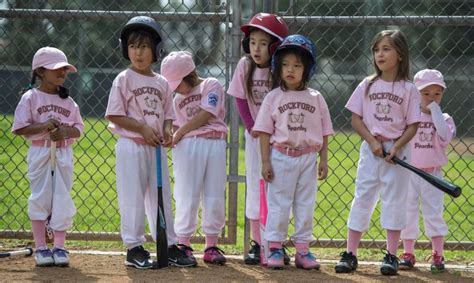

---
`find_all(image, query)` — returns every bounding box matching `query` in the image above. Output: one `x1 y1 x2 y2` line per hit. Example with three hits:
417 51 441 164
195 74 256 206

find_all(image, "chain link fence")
0 0 472 251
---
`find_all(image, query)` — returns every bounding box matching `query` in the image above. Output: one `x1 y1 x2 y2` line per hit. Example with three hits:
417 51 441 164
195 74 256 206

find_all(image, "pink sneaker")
295 250 320 270
399 252 416 270
203 246 226 265
267 248 284 269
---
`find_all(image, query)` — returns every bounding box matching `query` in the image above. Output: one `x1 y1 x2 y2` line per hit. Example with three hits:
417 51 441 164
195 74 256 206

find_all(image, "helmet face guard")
240 13 289 56
272 34 317 78
120 16 164 62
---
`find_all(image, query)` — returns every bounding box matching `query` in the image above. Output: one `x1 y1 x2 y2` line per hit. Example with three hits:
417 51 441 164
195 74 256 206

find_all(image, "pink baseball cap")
32 47 77 72
160 51 195 92
413 69 446 90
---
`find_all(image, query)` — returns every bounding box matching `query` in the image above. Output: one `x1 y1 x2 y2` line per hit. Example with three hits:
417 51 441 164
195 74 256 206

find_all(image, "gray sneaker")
35 248 55 267
52 247 70 267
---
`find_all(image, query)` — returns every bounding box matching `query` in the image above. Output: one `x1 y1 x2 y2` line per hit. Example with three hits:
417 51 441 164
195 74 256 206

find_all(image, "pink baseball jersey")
173 78 227 137
12 88 84 141
253 87 334 149
227 57 272 121
105 69 174 139
410 112 455 169
345 78 421 139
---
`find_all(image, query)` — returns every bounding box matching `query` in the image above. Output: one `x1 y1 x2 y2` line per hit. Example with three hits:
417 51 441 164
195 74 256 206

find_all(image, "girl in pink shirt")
227 12 289 265
12 47 84 267
336 30 421 276
161 51 228 266
105 16 193 269
399 69 456 273
254 35 334 270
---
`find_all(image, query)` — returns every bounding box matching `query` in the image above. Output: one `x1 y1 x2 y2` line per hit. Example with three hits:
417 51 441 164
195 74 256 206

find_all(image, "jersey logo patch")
208 92 218 107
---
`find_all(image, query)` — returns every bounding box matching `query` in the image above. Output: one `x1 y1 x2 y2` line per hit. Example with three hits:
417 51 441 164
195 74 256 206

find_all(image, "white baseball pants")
264 150 318 243
172 137 226 237
115 138 177 249
401 169 448 239
27 146 76 231
244 131 261 220
347 141 411 232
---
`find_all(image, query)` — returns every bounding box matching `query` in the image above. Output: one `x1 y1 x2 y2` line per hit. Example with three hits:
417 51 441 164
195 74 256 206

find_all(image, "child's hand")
368 139 383 158
49 126 65 141
43 118 60 132
140 124 161 147
384 145 400 164
262 161 274 183
250 129 259 138
172 129 185 147
318 160 328 180
161 128 173 147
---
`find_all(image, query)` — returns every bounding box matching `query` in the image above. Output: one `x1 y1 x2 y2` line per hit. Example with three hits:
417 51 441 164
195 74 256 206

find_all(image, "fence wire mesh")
0 0 472 251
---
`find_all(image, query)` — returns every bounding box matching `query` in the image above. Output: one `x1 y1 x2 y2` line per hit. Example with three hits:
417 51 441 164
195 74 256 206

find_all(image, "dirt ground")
0 252 473 282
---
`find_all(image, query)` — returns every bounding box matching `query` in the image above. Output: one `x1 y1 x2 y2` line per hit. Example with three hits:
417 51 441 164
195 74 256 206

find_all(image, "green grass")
1 114 472 260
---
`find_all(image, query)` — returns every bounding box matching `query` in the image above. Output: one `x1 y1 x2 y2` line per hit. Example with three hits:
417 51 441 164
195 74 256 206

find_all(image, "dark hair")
127 30 155 50
181 70 199 88
244 27 276 104
19 68 69 99
366 30 410 95
271 47 312 91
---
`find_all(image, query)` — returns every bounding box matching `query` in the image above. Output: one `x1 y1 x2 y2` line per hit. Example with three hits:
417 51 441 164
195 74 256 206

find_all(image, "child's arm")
384 122 419 162
428 102 449 141
162 119 173 147
351 113 383 157
259 132 273 182
50 125 81 141
14 118 60 136
172 110 214 146
318 135 329 180
107 115 161 147
235 97 256 136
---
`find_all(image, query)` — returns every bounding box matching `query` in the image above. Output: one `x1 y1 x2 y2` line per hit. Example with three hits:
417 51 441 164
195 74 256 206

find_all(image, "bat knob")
26 247 33 256
452 187 462 198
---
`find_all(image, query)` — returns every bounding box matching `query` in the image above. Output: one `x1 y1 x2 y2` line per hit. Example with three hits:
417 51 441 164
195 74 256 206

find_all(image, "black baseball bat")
0 247 33 258
155 146 168 268
385 152 461 198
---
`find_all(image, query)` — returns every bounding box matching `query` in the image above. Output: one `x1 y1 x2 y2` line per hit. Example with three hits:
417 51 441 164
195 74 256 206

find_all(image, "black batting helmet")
120 16 164 62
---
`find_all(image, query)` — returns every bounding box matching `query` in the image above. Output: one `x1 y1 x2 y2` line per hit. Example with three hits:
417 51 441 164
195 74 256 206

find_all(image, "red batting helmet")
241 13 289 55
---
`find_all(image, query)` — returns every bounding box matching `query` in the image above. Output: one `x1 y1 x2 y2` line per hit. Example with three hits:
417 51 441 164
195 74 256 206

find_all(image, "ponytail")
58 86 69 99
18 72 37 96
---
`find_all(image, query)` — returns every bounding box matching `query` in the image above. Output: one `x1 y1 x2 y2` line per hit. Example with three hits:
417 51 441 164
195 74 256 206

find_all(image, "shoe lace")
300 250 317 260
426 251 443 264
382 249 399 264
177 244 194 252
53 248 69 257
339 251 353 262
248 240 260 253
269 248 284 259
400 252 414 261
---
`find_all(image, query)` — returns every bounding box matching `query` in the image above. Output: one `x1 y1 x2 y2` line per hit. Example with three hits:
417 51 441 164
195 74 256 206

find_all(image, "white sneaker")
35 248 54 267
52 247 70 267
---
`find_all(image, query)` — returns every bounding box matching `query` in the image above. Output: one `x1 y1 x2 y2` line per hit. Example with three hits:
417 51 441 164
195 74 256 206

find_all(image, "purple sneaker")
295 250 320 270
203 246 226 265
52 247 70 267
267 248 284 269
35 248 54 267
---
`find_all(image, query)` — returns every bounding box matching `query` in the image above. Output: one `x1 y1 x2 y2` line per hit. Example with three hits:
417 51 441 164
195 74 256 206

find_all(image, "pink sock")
431 236 444 256
295 242 309 254
205 235 218 249
269 241 282 250
347 229 362 256
178 236 191 247
31 220 47 249
386 229 401 255
403 239 416 254
250 219 261 245
53 230 66 249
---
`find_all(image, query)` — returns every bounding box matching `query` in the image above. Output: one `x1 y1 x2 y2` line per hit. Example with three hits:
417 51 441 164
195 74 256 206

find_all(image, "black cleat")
335 251 358 273
244 240 261 265
125 246 154 269
168 244 197 267
380 251 399 276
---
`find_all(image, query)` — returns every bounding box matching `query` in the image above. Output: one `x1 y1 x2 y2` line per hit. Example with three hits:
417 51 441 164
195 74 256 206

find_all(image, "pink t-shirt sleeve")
317 93 334 136
227 57 249 99
345 79 367 116
253 91 274 134
200 79 224 117
405 83 421 125
162 80 175 121
105 74 128 118
12 92 33 133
